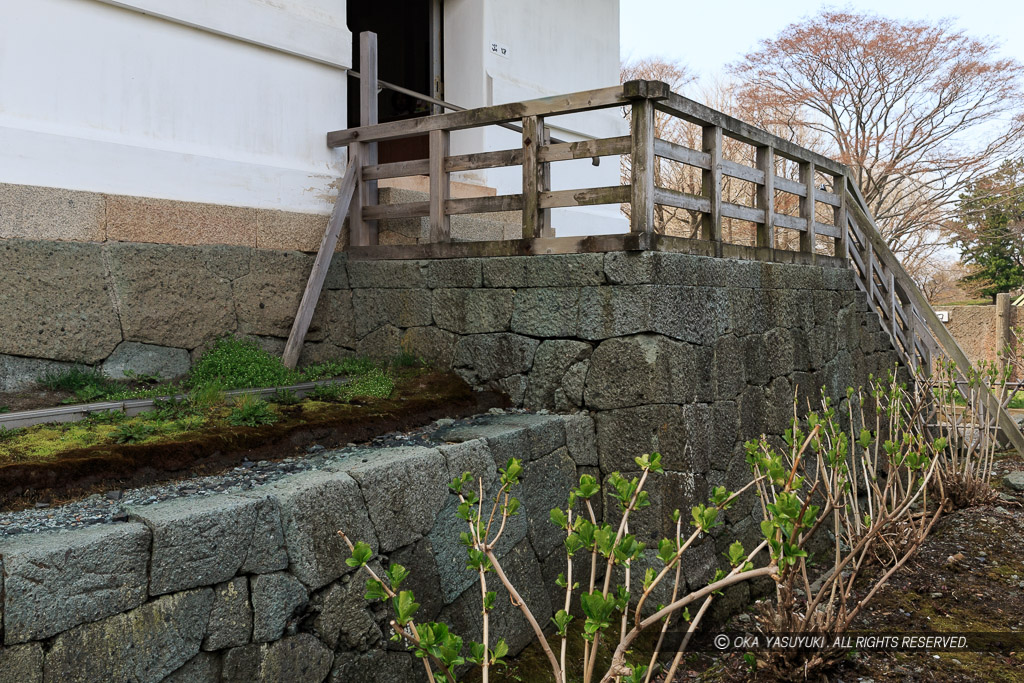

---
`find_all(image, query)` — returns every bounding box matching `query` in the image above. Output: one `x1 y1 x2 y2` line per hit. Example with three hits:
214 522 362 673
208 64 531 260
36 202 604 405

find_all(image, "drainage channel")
0 378 350 431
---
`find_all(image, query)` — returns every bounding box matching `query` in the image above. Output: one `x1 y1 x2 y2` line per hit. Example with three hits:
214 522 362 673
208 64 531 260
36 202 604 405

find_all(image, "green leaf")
346 540 373 568
550 508 569 530
364 578 388 601
573 474 601 500
392 590 420 626
386 563 410 591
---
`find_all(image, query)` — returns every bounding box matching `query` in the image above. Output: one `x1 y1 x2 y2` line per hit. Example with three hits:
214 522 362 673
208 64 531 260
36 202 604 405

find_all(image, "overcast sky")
619 0 1024 80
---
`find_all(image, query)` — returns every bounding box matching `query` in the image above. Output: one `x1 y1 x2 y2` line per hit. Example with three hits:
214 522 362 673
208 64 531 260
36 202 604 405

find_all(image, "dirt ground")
687 449 1024 683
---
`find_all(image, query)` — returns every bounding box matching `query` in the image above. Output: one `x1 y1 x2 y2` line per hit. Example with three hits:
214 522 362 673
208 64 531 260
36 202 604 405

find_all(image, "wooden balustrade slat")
817 190 842 207
363 201 430 220
721 201 766 224
653 187 712 213
540 186 629 210
774 176 807 197
446 194 525 215
539 136 630 162
721 159 765 185
362 158 431 180
653 138 711 169
773 213 807 232
445 149 523 173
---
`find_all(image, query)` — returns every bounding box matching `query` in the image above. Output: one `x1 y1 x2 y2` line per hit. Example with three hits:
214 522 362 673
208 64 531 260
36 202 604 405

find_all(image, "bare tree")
731 10 1024 270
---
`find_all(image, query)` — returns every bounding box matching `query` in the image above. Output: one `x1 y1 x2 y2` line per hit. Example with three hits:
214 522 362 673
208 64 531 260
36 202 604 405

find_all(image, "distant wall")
938 294 1020 375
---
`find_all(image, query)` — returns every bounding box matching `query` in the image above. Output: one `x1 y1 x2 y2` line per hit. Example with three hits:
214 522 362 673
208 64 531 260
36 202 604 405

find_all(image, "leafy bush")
342 373 969 682
112 422 156 444
39 366 122 403
227 395 278 427
186 338 294 390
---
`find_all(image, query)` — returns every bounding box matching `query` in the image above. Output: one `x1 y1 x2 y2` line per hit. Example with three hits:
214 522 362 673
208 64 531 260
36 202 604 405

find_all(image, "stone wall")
0 414 603 683
939 297 1020 376
0 247 910 681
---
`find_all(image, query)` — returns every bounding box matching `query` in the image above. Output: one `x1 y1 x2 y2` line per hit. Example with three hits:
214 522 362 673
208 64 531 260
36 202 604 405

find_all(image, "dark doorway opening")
347 0 442 164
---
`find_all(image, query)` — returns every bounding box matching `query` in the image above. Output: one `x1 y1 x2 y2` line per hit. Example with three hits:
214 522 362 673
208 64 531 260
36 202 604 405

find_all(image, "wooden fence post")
540 126 553 237
799 160 816 261
835 172 848 261
701 125 723 254
428 129 450 242
351 31 379 247
630 98 655 234
755 145 775 249
522 115 542 239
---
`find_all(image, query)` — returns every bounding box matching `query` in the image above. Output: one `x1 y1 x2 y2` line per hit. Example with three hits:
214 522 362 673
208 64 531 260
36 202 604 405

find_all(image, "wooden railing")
319 78 1024 452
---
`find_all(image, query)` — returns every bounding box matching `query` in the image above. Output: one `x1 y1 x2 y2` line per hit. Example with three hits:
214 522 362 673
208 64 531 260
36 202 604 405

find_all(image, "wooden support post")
522 115 542 239
540 126 553 237
799 161 816 260
755 145 775 249
701 125 723 254
428 129 450 242
997 292 1012 376
353 31 379 247
283 159 360 369
865 239 875 305
835 173 848 261
630 98 655 234
888 270 896 321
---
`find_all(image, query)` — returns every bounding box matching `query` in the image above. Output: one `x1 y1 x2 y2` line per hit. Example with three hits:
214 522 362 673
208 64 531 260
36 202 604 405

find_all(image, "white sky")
620 0 1024 80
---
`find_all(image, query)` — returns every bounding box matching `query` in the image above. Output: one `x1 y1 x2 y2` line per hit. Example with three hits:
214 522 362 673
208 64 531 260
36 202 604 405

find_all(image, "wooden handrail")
843 178 1024 455
314 77 1024 454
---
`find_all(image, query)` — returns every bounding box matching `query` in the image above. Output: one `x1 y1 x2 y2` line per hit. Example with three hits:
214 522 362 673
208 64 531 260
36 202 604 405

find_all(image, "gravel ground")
0 408 521 538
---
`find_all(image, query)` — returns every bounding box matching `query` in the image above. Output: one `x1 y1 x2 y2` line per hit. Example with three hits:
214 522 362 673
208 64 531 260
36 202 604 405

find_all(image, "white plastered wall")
445 0 626 235
0 0 351 215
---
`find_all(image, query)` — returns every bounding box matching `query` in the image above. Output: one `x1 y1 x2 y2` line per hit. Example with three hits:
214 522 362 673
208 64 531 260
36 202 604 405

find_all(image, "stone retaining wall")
0 414 605 683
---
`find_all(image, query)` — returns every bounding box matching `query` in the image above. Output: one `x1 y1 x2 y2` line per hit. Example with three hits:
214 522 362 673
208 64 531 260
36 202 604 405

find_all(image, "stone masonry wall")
0 247 908 682
0 414 600 683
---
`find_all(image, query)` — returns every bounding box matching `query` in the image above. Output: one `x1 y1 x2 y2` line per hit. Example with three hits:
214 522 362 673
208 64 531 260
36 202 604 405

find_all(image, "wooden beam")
655 91 847 176
446 195 524 215
429 128 450 242
539 185 630 209
774 176 807 197
327 84 628 147
654 187 711 213
701 125 723 251
630 99 655 233
282 159 359 369
539 136 631 163
653 139 711 169
721 159 765 185
362 158 430 181
445 148 523 173
721 201 766 224
522 115 542 239
755 146 775 248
